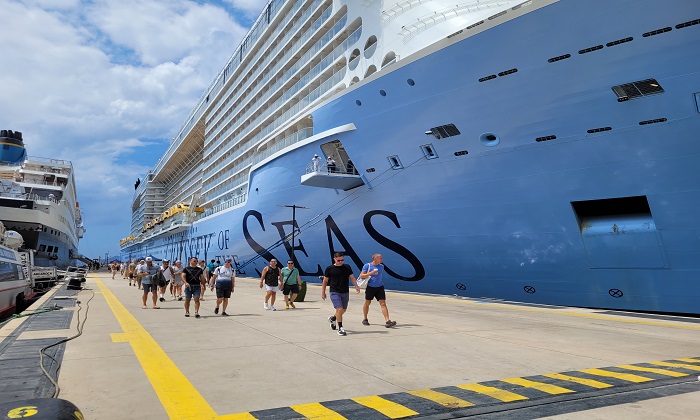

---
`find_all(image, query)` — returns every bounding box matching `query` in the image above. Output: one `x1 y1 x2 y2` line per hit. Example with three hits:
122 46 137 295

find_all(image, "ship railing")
152 0 305 177
202 193 248 218
205 13 350 157
305 163 359 176
206 1 330 146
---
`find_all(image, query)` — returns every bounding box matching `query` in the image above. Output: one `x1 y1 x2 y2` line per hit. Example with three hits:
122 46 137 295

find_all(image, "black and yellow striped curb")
234 357 700 419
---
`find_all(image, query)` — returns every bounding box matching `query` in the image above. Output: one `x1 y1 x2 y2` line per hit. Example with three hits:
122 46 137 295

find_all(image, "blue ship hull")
123 0 700 314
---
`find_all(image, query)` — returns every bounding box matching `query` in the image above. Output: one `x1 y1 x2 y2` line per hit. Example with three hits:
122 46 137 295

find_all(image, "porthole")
480 132 500 147
355 100 362 106
379 89 386 96
387 155 403 169
407 78 415 86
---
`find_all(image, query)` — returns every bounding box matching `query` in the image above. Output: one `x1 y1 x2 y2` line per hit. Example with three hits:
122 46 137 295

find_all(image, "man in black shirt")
322 252 360 336
182 257 206 318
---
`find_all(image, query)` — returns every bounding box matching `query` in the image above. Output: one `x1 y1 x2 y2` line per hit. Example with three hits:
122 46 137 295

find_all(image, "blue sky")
0 0 268 261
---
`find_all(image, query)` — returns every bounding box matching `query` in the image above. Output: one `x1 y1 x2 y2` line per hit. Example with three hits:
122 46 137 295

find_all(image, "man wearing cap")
159 259 175 302
210 258 235 316
137 257 161 309
312 154 321 172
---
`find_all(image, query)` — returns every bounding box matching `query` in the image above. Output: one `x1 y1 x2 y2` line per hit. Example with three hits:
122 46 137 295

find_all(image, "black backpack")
153 270 166 287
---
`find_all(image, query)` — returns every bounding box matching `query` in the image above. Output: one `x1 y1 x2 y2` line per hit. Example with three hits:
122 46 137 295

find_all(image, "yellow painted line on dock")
351 395 419 418
580 368 653 383
501 378 575 394
617 364 688 377
650 361 700 371
95 277 221 419
457 383 529 402
408 389 475 408
290 402 346 419
675 358 700 364
543 373 613 389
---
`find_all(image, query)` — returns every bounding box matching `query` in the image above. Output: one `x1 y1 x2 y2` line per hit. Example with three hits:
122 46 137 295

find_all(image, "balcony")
300 164 363 191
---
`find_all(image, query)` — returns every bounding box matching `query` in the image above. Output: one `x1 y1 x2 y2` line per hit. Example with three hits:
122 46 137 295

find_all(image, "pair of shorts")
365 285 386 301
128 273 134 279
265 284 279 292
282 283 299 295
185 285 202 300
329 292 349 309
142 283 157 293
171 279 183 286
216 281 233 298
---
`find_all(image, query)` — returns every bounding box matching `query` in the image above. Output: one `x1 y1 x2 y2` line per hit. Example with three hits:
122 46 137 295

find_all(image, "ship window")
606 36 633 47
387 156 403 169
643 27 671 37
39 244 46 252
379 90 386 96
407 79 415 86
612 78 664 102
454 150 469 156
54 247 59 254
420 144 438 159
366 168 376 173
427 124 461 139
47 246 54 253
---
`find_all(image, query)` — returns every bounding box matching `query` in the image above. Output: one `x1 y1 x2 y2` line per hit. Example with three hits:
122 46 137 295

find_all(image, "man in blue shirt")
359 254 396 327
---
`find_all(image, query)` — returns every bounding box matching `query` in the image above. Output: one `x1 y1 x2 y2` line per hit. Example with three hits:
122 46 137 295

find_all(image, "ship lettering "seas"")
243 209 425 281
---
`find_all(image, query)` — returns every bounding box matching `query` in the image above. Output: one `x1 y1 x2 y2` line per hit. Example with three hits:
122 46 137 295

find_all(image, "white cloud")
223 0 269 16
0 0 252 257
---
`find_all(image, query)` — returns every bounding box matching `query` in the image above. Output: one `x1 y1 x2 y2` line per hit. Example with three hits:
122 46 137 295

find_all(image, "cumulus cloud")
0 0 251 258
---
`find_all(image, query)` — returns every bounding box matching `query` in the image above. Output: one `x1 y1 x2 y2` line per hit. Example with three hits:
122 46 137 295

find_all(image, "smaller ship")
0 130 89 268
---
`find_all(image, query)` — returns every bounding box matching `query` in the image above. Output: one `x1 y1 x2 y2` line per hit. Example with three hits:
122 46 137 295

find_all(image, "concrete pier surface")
1 270 699 419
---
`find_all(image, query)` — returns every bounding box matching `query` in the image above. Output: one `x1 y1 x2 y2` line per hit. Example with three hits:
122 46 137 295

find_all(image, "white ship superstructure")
0 130 87 268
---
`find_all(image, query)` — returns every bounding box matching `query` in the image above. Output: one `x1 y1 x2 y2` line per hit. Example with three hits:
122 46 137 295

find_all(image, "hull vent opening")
572 196 666 269
612 78 664 102
426 124 461 139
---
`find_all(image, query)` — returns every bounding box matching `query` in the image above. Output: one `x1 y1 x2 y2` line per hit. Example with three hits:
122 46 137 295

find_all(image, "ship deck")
1 271 700 419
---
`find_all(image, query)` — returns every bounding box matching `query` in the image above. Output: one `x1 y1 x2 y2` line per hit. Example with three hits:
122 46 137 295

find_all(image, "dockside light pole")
280 204 308 263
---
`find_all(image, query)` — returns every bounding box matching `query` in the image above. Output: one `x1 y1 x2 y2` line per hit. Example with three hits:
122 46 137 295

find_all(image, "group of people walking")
116 257 235 318
112 252 396 336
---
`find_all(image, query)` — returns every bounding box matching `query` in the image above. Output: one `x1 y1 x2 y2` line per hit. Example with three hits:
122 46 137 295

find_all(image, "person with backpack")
259 259 282 311
137 257 161 309
281 260 302 309
360 254 396 328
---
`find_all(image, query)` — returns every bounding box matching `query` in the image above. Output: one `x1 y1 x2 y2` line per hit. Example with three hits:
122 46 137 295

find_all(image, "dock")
1 271 700 419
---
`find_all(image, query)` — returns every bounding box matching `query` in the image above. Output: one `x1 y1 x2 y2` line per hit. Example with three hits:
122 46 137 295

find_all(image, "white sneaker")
270 306 277 311
264 303 269 310
337 327 346 336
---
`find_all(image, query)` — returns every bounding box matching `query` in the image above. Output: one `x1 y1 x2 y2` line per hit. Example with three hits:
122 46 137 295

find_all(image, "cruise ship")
121 0 700 315
0 130 87 269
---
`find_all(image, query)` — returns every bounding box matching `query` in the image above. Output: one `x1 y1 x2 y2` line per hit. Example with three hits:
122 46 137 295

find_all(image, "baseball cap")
225 258 233 263
163 259 169 263
145 257 152 262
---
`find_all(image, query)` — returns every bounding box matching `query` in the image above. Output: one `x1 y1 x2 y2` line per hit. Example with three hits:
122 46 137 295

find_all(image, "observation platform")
1 271 700 419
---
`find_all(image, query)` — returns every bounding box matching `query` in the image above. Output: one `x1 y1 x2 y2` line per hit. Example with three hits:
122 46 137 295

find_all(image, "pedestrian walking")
360 254 396 327
136 259 145 289
182 257 206 318
137 257 161 309
159 259 175 302
198 259 209 301
281 260 302 309
127 260 136 286
210 258 235 316
171 260 184 300
259 259 282 310
322 252 360 336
